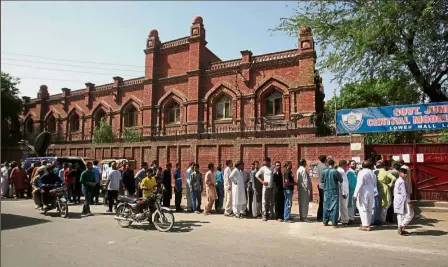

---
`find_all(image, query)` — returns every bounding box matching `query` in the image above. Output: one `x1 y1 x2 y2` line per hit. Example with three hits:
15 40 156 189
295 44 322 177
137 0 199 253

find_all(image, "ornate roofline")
27 76 145 103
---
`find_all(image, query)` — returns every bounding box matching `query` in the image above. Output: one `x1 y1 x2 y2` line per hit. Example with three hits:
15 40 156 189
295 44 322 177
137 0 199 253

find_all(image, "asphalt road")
2 198 448 267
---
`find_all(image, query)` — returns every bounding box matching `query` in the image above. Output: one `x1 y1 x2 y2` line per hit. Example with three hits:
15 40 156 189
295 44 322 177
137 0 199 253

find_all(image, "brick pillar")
113 76 123 103
144 29 160 135
187 16 206 134
85 82 95 108
240 50 252 85
61 88 71 113
38 85 50 132
284 94 291 121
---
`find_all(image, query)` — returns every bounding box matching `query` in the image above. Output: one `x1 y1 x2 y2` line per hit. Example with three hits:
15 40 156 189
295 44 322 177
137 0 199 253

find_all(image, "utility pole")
334 87 337 136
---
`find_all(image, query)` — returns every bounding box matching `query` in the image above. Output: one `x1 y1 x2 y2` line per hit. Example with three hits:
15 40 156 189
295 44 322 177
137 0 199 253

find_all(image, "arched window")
166 102 181 124
94 109 106 128
25 118 34 135
69 113 80 132
124 106 138 127
46 116 56 133
215 95 232 120
265 91 283 116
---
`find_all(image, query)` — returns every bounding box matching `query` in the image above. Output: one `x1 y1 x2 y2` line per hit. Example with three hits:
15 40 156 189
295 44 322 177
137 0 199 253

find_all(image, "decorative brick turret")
38 85 50 100
187 16 206 133
143 29 161 134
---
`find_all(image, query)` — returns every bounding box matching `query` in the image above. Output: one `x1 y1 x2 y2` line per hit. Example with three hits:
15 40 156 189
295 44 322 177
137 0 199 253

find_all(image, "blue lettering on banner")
336 102 448 134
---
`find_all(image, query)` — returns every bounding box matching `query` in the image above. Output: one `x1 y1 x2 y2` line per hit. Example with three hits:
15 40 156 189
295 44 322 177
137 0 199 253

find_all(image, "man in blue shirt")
134 162 148 198
173 163 182 212
214 165 224 211
92 160 102 204
39 165 63 210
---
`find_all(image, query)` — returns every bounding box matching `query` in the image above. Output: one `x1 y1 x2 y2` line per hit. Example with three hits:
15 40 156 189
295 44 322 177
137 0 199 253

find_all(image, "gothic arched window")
215 95 232 120
69 113 80 132
265 90 283 116
123 106 138 127
166 102 181 124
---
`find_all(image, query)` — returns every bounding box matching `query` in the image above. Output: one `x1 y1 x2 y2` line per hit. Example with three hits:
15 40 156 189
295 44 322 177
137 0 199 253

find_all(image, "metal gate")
366 143 448 201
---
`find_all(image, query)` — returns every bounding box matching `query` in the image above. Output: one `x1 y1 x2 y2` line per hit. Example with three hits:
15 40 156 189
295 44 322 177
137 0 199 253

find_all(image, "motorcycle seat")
117 195 138 203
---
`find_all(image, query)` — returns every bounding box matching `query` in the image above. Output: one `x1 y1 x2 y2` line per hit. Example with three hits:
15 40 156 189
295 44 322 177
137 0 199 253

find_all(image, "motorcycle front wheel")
153 211 175 232
116 205 133 228
58 200 69 218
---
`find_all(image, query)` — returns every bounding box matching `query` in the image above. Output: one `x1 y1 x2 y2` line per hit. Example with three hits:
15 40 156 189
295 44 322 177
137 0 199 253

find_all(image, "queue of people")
2 154 414 235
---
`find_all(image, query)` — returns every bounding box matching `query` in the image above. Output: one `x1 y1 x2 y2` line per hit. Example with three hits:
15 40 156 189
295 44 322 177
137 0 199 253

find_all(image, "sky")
1 1 336 99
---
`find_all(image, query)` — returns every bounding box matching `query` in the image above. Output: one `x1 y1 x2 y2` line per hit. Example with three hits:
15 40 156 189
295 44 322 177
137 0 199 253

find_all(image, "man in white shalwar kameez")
394 168 414 236
353 161 377 231
223 160 234 216
297 159 311 221
185 162 194 212
229 162 247 218
337 160 349 225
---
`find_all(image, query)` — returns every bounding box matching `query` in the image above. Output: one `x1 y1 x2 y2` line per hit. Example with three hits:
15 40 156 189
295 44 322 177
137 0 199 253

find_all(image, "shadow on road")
1 213 50 231
411 229 448 236
115 220 210 233
1 198 33 202
412 213 442 227
169 220 210 233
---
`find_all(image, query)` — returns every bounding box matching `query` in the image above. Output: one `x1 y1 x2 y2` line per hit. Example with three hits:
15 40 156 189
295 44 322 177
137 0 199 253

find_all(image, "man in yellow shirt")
140 171 157 198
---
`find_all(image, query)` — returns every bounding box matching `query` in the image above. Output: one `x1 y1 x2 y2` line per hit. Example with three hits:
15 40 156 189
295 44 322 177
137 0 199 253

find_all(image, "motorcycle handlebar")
41 183 64 188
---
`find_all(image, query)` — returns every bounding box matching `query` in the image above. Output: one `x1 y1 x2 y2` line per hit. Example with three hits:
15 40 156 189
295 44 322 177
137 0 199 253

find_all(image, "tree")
324 79 424 144
92 118 115 144
274 0 448 102
1 72 22 123
1 72 22 143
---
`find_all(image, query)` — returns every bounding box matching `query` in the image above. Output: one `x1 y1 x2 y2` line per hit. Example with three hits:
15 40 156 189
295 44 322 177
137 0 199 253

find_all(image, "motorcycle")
40 183 69 218
114 188 175 232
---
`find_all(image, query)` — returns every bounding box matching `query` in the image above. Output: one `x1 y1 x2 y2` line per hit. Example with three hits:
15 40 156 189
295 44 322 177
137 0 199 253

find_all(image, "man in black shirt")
273 161 285 222
162 163 173 208
283 161 295 223
122 163 136 196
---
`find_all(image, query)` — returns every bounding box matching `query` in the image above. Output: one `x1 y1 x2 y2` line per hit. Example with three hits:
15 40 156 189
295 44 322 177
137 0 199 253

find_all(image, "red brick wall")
218 145 234 166
197 145 218 174
242 144 264 166
42 135 364 173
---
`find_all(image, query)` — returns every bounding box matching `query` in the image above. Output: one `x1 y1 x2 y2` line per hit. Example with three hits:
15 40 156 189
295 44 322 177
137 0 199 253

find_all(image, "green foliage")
1 72 23 144
439 130 448 143
1 72 22 124
92 118 115 144
274 0 448 102
122 127 142 143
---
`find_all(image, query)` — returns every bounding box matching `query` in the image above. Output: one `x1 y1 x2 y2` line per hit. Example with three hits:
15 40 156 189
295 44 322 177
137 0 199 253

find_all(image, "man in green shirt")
319 159 343 228
80 161 95 216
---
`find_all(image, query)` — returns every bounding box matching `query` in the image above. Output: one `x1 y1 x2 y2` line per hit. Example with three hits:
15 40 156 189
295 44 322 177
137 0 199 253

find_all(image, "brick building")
18 16 364 175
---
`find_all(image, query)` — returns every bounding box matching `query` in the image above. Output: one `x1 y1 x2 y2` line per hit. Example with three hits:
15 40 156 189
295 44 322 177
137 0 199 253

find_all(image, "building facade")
21 16 325 144
8 16 368 187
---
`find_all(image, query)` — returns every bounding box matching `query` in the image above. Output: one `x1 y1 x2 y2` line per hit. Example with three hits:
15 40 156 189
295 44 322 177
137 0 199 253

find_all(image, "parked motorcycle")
40 183 69 218
114 188 175 232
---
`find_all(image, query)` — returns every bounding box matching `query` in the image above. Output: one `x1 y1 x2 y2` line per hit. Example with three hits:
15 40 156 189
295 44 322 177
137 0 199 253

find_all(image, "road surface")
2 199 448 267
